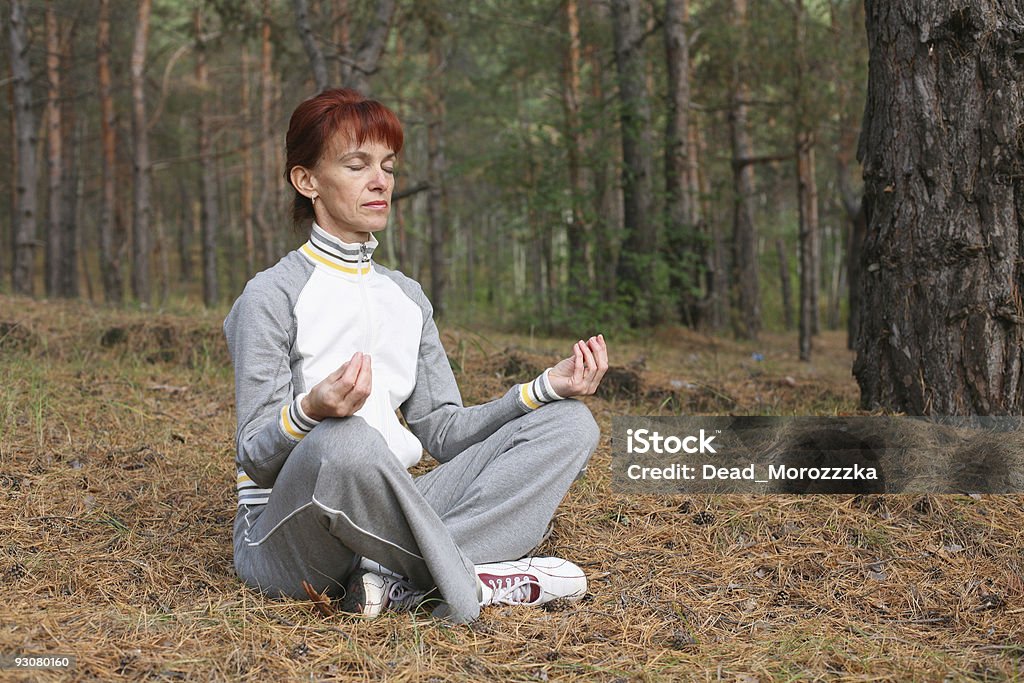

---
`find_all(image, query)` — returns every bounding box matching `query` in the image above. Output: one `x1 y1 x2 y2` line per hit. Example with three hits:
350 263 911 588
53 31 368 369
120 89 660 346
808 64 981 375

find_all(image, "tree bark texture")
45 2 62 298
241 43 256 276
729 0 759 339
97 0 123 303
59 33 79 299
664 0 699 326
794 0 820 360
131 0 152 305
612 0 656 324
777 238 794 330
426 38 447 317
257 1 275 268
196 7 218 307
9 0 37 296
562 0 590 292
856 0 1024 415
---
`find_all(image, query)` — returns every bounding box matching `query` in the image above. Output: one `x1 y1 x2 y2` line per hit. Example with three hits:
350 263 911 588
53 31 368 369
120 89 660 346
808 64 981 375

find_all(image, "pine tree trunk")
664 0 697 325
562 0 589 293
855 0 1024 415
794 0 820 360
240 43 256 276
426 39 446 316
196 7 218 307
730 0 759 340
130 0 153 305
257 2 276 266
777 238 794 330
9 0 38 296
44 2 62 298
59 75 80 299
611 0 656 325
97 0 122 303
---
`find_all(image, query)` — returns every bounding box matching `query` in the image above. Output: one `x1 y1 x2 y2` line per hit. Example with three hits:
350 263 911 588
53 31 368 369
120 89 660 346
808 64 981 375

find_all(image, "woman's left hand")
547 334 609 399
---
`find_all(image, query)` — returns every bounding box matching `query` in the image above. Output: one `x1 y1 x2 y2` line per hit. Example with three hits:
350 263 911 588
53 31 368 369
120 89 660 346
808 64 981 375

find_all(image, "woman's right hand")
300 351 372 421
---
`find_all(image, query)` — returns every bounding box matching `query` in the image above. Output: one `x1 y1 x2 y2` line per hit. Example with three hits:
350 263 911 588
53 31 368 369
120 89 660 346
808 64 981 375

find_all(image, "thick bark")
196 8 218 307
97 0 122 303
611 0 656 325
293 0 329 92
664 0 699 325
729 0 759 339
856 1 1024 415
131 0 153 305
45 2 62 298
9 0 37 296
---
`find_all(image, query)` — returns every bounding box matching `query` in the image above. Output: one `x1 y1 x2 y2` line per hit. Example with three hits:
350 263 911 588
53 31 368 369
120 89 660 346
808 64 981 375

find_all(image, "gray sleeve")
400 285 530 464
223 276 317 488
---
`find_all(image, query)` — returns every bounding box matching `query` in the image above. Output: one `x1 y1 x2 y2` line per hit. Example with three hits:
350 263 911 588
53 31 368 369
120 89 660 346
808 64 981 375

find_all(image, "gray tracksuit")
223 224 598 622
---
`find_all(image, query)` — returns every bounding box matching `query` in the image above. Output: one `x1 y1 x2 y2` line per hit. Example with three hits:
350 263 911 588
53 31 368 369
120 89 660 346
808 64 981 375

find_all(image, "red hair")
284 88 404 226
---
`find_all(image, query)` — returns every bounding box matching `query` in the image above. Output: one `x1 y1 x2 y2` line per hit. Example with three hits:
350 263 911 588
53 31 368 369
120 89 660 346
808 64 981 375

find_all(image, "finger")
572 341 585 386
590 334 609 373
579 338 598 391
335 352 363 390
354 353 372 396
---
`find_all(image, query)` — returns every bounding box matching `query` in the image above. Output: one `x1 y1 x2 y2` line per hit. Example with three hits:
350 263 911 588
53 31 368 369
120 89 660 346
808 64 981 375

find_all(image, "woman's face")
309 134 396 243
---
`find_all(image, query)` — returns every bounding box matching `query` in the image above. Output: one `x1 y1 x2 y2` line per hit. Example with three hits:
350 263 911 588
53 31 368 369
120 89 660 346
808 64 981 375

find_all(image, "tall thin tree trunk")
776 238 794 330
44 1 62 298
729 0 759 339
195 7 218 307
587 41 616 302
426 36 447 316
9 0 38 296
562 0 589 292
257 1 276 266
611 0 656 325
240 43 256 276
664 0 697 325
59 41 80 299
794 0 820 361
131 0 153 305
856 0 1024 414
332 0 351 86
97 0 122 303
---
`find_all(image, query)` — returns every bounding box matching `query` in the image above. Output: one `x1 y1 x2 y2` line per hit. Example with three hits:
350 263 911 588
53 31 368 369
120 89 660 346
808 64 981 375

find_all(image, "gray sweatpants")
233 399 599 622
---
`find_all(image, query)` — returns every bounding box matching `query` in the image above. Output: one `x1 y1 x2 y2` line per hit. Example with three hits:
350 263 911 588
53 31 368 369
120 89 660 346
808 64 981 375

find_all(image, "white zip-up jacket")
224 224 563 506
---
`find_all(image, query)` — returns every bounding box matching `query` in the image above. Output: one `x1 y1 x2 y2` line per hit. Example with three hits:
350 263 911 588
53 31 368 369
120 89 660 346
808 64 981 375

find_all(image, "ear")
289 165 317 199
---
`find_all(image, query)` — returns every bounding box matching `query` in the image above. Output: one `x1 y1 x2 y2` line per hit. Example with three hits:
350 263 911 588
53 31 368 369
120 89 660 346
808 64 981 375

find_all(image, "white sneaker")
340 569 427 617
476 557 587 607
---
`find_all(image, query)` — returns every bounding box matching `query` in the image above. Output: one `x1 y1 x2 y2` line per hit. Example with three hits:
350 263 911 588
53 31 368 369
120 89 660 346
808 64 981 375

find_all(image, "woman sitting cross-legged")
224 88 608 622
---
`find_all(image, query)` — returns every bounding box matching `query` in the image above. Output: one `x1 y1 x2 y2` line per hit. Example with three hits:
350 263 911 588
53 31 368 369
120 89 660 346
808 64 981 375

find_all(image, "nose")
369 166 390 191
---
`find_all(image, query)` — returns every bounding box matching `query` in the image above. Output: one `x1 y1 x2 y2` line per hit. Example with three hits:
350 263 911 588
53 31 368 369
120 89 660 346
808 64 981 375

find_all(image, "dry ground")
0 295 1021 682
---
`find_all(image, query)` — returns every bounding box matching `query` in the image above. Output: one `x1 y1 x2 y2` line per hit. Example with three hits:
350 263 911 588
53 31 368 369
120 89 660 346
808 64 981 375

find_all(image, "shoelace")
487 576 542 606
386 579 424 611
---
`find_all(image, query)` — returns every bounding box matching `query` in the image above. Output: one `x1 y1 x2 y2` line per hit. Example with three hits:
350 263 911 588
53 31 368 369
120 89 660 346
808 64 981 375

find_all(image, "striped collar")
300 223 378 275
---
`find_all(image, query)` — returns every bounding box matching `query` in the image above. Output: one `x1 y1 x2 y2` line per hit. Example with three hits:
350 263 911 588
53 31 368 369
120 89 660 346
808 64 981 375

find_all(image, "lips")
363 201 388 208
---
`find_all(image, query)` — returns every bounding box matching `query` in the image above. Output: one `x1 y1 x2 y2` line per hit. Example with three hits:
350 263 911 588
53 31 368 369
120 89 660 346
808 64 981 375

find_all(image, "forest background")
2 0 866 357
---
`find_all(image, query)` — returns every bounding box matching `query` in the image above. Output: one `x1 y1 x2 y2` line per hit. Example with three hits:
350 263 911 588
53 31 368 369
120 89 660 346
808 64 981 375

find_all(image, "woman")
224 88 608 623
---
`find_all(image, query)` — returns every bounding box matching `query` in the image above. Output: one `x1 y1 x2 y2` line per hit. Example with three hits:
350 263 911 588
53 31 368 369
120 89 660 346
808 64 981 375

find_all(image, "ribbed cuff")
279 393 320 440
517 368 565 410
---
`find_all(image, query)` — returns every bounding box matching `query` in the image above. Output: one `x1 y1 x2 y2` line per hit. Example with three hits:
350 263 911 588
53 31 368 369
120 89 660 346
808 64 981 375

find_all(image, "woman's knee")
541 399 600 452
